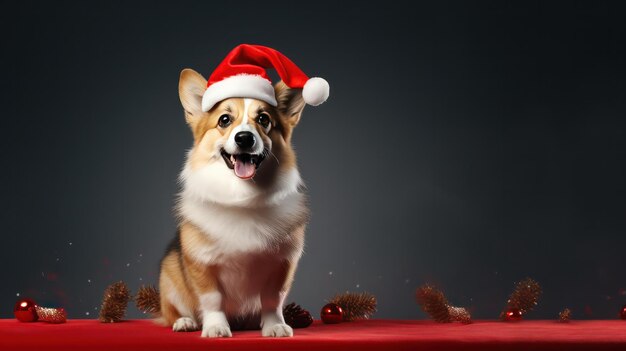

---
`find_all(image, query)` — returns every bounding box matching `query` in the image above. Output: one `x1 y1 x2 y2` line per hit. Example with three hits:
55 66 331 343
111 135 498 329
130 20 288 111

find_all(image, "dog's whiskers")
264 149 280 166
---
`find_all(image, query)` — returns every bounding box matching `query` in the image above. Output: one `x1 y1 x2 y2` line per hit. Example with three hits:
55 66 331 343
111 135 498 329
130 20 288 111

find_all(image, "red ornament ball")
14 298 38 322
503 308 523 322
320 303 343 324
620 305 626 320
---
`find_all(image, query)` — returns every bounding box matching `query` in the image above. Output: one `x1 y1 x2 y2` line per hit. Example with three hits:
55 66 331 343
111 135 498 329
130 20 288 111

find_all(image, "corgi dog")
157 66 317 338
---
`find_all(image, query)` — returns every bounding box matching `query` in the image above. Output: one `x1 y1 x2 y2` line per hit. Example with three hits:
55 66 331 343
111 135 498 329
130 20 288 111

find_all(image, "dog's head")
178 69 306 206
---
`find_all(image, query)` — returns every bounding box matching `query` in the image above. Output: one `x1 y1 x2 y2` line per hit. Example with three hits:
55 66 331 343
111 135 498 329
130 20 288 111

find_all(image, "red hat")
201 44 330 111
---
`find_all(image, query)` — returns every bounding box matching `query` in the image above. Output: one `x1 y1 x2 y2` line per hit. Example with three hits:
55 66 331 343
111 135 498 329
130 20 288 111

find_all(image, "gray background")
1 1 625 320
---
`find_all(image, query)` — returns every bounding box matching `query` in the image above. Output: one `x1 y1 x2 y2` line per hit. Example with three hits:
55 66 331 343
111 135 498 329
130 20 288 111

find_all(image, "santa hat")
201 44 329 112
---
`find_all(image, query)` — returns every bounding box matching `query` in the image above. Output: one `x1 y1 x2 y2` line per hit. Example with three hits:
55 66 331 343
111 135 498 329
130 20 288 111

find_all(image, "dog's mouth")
221 149 265 179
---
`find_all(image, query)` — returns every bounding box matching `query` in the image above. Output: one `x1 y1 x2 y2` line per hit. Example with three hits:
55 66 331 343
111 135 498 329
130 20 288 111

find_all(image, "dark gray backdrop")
1 1 625 320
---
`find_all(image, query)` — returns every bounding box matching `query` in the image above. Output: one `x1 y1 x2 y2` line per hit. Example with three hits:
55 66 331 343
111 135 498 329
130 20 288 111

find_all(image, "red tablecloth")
2 319 626 350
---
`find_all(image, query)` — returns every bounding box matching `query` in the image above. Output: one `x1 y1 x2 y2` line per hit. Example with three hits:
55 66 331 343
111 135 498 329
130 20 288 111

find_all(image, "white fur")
179 187 305 261
201 312 231 338
261 290 291 337
266 169 302 205
241 98 250 126
202 74 277 111
262 323 293 337
199 292 232 338
179 157 304 207
199 291 222 313
172 317 198 332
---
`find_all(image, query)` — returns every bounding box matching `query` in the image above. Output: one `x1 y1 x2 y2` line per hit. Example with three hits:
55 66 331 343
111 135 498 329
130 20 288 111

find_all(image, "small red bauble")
14 298 38 322
620 305 626 320
503 308 523 322
320 303 343 324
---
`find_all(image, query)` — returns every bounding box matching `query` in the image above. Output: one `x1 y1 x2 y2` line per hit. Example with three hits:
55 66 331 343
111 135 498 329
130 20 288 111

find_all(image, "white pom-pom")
302 77 329 106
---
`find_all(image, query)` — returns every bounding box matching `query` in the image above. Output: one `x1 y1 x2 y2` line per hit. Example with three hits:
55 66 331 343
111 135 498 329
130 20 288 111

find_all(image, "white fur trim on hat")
302 77 330 106
202 74 277 112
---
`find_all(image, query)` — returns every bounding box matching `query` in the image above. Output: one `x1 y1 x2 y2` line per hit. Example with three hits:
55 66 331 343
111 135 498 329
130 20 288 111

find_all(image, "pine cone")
501 278 541 319
329 292 377 321
99 281 131 323
283 302 313 328
415 285 472 324
416 285 451 322
135 285 160 314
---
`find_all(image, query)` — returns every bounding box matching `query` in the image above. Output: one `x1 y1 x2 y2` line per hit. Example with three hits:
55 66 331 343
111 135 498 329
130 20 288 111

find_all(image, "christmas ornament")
136 285 160 314
283 302 313 328
500 278 541 320
620 305 626 320
201 44 329 111
329 292 377 321
558 308 572 322
36 306 67 323
503 307 523 322
99 281 131 323
320 303 343 324
14 298 38 322
415 285 472 324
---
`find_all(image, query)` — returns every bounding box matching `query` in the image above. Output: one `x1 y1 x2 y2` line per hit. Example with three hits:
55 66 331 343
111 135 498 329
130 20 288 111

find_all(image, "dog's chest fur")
178 187 307 316
179 190 307 261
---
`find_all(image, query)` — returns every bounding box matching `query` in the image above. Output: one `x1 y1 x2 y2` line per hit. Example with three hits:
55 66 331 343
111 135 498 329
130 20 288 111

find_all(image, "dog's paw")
201 323 232 338
262 323 294 337
172 317 199 332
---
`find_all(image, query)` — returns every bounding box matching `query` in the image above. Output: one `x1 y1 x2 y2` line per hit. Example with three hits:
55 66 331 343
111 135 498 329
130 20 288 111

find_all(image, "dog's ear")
179 69 207 125
274 81 305 128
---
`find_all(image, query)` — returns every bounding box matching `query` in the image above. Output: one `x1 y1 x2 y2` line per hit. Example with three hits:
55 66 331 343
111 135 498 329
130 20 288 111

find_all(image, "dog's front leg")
185 259 232 338
260 261 295 337
199 291 232 337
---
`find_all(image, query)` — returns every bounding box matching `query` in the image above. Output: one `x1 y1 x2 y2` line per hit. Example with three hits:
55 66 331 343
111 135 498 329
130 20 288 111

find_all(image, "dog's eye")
257 114 270 128
218 114 232 128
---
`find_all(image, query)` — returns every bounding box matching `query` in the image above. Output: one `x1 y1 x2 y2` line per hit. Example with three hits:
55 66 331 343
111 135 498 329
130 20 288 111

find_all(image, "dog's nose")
234 131 256 150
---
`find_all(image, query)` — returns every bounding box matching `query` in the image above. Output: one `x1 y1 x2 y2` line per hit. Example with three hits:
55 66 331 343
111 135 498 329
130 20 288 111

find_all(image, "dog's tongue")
234 158 256 179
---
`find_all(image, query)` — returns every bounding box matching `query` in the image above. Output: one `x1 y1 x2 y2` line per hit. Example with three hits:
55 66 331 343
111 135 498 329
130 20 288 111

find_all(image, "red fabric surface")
2 319 626 351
